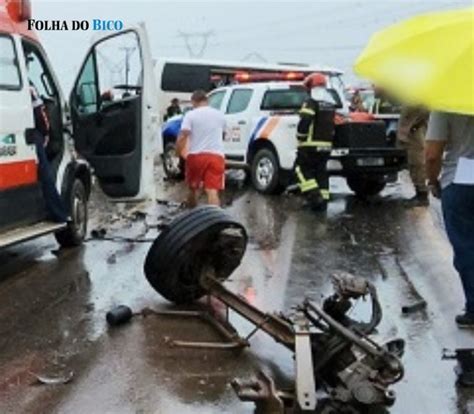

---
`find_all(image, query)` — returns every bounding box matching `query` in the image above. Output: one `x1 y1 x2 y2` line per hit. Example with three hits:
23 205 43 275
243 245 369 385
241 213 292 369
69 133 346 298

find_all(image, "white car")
201 81 406 196
0 3 157 248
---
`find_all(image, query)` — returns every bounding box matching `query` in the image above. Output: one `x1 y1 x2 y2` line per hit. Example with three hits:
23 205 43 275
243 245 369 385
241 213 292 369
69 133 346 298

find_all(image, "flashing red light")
234 71 306 83
6 0 32 22
234 72 251 82
285 71 305 80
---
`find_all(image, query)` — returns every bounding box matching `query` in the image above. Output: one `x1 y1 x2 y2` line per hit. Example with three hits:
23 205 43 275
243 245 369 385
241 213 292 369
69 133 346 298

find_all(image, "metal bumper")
330 147 407 176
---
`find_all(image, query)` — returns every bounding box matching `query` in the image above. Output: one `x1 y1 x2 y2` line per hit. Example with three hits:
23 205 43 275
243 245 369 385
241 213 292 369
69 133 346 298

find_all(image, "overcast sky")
34 0 471 91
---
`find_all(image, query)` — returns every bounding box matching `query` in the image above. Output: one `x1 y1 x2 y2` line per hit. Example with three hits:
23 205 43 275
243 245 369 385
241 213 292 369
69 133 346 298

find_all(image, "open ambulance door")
69 25 158 200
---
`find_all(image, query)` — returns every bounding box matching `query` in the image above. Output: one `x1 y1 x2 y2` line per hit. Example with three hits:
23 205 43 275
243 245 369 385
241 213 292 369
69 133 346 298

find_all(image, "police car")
162 73 406 197
0 0 157 248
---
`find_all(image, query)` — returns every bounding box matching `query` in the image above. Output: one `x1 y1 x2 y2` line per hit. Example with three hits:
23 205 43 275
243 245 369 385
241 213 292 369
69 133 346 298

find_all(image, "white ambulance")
0 0 158 248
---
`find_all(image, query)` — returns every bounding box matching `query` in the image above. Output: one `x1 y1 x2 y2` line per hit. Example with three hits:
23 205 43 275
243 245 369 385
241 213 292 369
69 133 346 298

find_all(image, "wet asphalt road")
0 170 473 414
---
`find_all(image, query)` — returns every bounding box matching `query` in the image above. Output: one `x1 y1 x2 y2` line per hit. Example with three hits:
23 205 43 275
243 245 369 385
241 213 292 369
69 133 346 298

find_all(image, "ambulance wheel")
144 206 247 304
251 148 283 194
55 179 88 247
163 142 184 179
347 176 386 198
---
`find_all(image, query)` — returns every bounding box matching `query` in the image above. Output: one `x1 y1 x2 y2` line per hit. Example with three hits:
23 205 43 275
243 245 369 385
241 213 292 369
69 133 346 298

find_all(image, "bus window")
161 63 211 92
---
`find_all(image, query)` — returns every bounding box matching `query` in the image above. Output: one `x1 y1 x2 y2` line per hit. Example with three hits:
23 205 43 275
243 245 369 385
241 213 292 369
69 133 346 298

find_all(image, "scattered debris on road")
33 368 74 386
143 206 405 413
401 299 427 314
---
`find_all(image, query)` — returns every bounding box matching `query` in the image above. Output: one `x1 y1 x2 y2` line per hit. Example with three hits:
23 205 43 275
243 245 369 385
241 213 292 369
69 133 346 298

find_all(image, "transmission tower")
178 30 214 58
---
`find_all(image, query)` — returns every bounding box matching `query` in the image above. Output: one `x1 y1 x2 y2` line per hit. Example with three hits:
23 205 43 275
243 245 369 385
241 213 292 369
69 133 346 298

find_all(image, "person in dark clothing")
165 98 182 121
30 83 68 223
294 73 336 211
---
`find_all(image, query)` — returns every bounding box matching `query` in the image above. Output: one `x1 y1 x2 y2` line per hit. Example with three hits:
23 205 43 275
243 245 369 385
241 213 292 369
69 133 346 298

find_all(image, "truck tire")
251 148 283 194
55 179 88 247
144 206 247 304
347 176 386 198
163 142 184 179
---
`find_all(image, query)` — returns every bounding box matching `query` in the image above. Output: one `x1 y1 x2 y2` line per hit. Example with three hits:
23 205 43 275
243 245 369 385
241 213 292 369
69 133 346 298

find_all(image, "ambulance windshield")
0 36 21 90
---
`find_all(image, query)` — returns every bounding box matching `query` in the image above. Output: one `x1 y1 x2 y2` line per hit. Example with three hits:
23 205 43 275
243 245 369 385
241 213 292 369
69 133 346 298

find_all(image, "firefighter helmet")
303 73 327 89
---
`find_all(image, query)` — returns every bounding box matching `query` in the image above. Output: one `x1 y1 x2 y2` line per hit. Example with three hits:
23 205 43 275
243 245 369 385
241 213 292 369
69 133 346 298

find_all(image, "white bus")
153 57 348 121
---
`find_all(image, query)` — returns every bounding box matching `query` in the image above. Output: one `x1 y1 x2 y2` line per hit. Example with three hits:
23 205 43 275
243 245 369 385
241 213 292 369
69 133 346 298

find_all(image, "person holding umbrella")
354 6 474 327
425 113 474 327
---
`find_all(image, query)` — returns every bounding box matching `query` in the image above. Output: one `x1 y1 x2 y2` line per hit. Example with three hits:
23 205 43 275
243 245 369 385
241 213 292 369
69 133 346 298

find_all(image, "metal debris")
34 369 74 385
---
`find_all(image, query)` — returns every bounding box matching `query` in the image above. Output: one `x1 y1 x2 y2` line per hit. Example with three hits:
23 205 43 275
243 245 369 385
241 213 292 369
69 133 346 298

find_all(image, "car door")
223 88 253 163
0 33 47 231
70 25 158 200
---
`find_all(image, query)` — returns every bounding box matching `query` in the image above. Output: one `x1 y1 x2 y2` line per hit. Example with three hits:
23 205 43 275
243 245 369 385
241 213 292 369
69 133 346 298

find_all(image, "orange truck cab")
0 0 158 248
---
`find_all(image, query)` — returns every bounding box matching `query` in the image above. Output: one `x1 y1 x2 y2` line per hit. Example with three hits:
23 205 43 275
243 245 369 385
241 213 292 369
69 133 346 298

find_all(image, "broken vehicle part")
106 305 133 326
34 368 74 385
401 299 427 314
144 206 405 413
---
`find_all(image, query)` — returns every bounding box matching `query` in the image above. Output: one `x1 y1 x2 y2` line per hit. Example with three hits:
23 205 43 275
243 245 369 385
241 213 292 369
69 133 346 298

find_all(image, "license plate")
356 157 384 167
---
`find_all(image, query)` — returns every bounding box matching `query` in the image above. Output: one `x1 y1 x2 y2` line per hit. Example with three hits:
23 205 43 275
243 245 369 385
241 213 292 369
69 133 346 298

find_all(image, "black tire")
347 176 386 198
144 206 247 304
250 148 283 194
163 142 184 179
55 179 88 247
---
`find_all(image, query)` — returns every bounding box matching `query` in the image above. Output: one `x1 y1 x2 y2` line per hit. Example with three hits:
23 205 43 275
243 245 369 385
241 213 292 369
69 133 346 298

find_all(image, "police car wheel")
163 142 184 179
347 176 386 198
55 179 88 247
251 148 283 195
144 206 247 304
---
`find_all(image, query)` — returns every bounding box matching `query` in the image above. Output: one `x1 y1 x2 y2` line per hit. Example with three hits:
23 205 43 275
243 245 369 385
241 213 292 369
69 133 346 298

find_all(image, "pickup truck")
161 81 406 197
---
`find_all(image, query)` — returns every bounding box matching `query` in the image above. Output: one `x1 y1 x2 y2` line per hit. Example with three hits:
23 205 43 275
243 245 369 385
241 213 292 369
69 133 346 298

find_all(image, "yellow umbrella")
354 7 474 115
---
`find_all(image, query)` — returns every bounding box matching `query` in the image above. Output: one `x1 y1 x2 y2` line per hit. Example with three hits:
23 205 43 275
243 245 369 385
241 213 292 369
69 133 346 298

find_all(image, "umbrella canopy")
354 7 474 115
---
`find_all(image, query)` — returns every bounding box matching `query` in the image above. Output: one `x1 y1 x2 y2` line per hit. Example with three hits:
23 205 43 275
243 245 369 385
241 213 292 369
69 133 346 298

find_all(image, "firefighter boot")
307 189 328 212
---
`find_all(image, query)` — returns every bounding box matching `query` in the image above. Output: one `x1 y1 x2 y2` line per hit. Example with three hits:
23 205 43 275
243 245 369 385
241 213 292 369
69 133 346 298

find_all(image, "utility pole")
177 30 214 58
119 46 137 86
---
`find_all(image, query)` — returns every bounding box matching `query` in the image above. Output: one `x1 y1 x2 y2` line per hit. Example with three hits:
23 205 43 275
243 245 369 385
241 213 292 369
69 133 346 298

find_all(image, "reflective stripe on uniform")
320 189 330 200
295 166 319 192
299 108 316 116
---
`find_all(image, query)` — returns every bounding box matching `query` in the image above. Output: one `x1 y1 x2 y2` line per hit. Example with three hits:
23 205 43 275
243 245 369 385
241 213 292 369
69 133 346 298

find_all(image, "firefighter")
294 73 336 211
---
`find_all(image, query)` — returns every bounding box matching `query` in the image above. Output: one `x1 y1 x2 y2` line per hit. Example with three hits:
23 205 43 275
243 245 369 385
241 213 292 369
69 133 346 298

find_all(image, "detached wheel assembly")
144 206 248 304
143 208 405 413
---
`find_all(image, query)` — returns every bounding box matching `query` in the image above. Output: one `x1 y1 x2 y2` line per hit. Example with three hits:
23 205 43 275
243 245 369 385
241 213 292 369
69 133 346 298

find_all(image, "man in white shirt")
177 90 226 207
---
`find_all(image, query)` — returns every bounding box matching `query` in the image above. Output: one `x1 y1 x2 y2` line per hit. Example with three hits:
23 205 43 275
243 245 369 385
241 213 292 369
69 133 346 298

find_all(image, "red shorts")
185 153 225 191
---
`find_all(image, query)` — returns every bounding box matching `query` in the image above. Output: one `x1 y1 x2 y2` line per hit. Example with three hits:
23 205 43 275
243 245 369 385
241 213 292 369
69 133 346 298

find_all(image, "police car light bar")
234 71 305 83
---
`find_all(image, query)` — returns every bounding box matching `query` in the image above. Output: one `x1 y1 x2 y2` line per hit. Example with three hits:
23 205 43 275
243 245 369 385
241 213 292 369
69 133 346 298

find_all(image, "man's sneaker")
455 312 474 328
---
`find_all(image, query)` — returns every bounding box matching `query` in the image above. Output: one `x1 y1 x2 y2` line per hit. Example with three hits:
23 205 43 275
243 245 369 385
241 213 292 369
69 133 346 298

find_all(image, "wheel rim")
165 147 181 176
255 157 275 189
72 189 86 239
